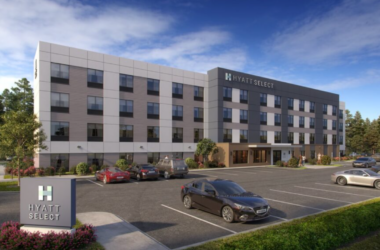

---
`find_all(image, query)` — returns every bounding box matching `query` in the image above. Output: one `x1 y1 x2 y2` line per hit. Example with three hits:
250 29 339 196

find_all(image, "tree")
363 120 379 154
346 110 365 153
0 111 47 186
195 138 218 163
0 78 33 115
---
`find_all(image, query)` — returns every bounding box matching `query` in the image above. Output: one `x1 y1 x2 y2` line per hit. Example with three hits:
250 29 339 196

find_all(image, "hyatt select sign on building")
20 178 76 229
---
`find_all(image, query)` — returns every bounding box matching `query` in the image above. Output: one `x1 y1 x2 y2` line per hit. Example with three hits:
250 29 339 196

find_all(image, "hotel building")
33 42 345 169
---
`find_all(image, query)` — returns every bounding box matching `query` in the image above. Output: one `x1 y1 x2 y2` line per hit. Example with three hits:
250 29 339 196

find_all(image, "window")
51 122 69 141
120 74 133 92
260 131 267 143
288 132 294 143
147 126 159 142
288 98 294 110
253 149 267 163
87 69 103 88
194 107 204 122
147 102 159 119
275 131 281 143
120 125 133 142
275 95 281 108
240 110 248 123
172 105 183 121
332 120 337 130
240 90 248 103
310 102 315 113
50 154 69 171
173 152 183 159
339 109 344 119
172 128 183 143
275 114 281 126
233 151 248 164
194 86 204 101
323 134 328 144
223 108 232 122
323 119 327 129
120 153 133 165
194 128 204 143
87 96 103 115
223 129 232 142
260 112 267 125
323 104 328 114
223 87 232 101
260 93 267 106
51 63 69 84
310 150 315 159
120 100 133 117
339 135 343 145
299 133 305 144
310 133 315 144
88 124 103 141
299 100 305 111
147 79 160 95
333 106 337 116
51 92 69 113
172 83 183 98
333 135 337 144
240 130 248 143
288 115 294 127
147 152 160 164
310 117 315 128
88 153 103 167
299 116 305 128
339 122 343 132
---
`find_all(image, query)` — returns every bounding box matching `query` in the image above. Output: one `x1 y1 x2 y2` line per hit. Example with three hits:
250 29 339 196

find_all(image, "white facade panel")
120 66 133 75
305 101 310 112
160 127 172 143
70 47 87 59
147 63 160 72
120 58 133 68
183 77 194 85
160 104 172 121
39 91 51 112
88 51 103 62
294 99 299 111
39 61 50 82
134 60 148 70
327 120 332 130
88 142 103 152
134 142 148 152
328 134 332 145
267 131 274 144
103 98 119 117
305 133 310 144
294 132 299 144
267 113 274 126
120 143 134 152
172 75 184 84
159 143 172 152
40 51 50 62
104 54 119 65
183 70 194 79
305 117 310 128
194 79 205 87
148 71 160 80
328 105 332 115
133 68 147 78
148 143 160 152
232 109 239 123
183 143 196 152
159 65 172 75
39 41 51 52
104 142 119 153
294 116 299 128
160 73 172 82
69 141 88 153
88 60 103 70
69 57 87 68
232 129 240 143
160 81 172 98
104 72 119 91
267 94 274 108
104 63 119 73
51 53 69 65
232 88 240 103
50 142 70 154
104 124 119 142
172 68 184 77
51 43 69 56
104 89 119 99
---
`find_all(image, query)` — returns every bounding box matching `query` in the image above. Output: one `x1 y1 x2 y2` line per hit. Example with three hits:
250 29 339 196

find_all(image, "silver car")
155 159 189 179
331 169 380 189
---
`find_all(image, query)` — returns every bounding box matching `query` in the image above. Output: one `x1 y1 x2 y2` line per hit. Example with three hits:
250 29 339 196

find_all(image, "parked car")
370 165 380 174
156 159 189 179
127 164 159 181
331 169 380 189
181 179 270 223
352 157 376 168
371 154 380 162
95 167 130 184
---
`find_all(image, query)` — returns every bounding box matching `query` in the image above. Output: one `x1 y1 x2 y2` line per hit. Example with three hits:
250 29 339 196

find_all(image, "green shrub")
190 198 380 250
218 162 226 168
151 161 157 166
287 158 299 168
44 166 55 176
76 162 88 175
308 158 317 165
321 155 332 165
209 161 218 168
185 158 198 169
275 160 282 167
58 166 66 176
115 159 128 168
204 161 209 168
91 164 99 172
100 164 109 170
119 165 129 171
69 165 77 174
131 162 137 167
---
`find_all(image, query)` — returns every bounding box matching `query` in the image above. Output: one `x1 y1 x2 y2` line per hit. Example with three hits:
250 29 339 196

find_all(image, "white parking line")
264 198 325 211
205 175 219 178
216 172 238 176
86 179 103 187
270 189 353 204
315 183 380 192
294 186 377 198
269 215 288 221
161 204 237 234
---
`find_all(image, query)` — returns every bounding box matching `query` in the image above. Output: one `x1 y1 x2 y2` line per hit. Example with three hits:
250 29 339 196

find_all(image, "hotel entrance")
273 150 281 164
252 149 267 163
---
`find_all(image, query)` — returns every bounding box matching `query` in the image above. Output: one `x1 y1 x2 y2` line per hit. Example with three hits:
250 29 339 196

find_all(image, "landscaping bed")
0 181 19 191
188 198 380 250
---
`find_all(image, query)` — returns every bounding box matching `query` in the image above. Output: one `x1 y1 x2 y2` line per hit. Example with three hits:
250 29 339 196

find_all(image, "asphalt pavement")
1 163 380 249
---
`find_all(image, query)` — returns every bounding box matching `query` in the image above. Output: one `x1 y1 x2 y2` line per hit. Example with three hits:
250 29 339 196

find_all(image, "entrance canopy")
248 143 302 149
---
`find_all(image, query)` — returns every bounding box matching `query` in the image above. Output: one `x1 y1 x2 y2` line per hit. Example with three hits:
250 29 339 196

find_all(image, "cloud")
267 0 380 64
0 76 24 93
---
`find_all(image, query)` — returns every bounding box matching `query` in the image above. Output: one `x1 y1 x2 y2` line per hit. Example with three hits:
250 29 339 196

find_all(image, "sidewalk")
77 212 169 250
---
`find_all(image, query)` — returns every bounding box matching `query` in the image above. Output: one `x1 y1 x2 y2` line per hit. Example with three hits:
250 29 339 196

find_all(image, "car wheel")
136 174 141 181
364 164 368 168
179 174 184 179
103 176 107 185
183 195 192 209
337 176 347 186
222 206 235 223
374 180 380 190
164 171 170 179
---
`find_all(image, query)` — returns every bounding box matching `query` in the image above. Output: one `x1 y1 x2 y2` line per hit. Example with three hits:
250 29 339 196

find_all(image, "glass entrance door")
273 150 281 164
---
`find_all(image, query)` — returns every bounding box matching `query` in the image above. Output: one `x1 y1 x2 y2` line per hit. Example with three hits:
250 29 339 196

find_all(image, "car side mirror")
205 190 216 196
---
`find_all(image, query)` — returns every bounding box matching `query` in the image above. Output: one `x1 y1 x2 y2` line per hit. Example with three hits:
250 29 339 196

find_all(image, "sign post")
20 178 76 234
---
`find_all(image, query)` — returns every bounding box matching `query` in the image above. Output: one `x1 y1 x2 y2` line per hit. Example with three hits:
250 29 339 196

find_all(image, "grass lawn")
0 181 20 191
0 161 7 165
339 231 380 250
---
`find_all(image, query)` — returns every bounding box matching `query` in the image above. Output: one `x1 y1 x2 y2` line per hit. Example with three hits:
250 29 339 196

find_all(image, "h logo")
225 73 231 81
38 186 52 201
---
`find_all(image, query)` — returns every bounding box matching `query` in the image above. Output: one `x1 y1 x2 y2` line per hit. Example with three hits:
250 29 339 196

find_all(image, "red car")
95 167 130 184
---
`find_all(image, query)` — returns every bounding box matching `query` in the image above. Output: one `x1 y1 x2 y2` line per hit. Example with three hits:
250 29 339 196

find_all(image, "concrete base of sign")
20 225 76 235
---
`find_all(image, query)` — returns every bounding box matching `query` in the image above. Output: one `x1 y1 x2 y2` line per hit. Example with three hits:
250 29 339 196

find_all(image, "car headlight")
234 203 253 212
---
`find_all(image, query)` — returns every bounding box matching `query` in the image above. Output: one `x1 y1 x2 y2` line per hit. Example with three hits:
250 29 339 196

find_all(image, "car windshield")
363 169 379 176
357 158 368 161
108 167 122 173
173 160 186 168
211 181 247 196
142 165 154 169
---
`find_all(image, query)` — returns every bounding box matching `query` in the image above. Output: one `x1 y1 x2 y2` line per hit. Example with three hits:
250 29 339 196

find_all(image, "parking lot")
1 163 380 249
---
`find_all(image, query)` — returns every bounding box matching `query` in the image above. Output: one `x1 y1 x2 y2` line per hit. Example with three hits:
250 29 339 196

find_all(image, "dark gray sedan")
370 165 380 174
331 169 380 189
352 157 376 168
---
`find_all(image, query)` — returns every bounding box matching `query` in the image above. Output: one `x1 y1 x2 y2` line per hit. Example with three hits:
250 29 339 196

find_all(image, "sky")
0 0 379 120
